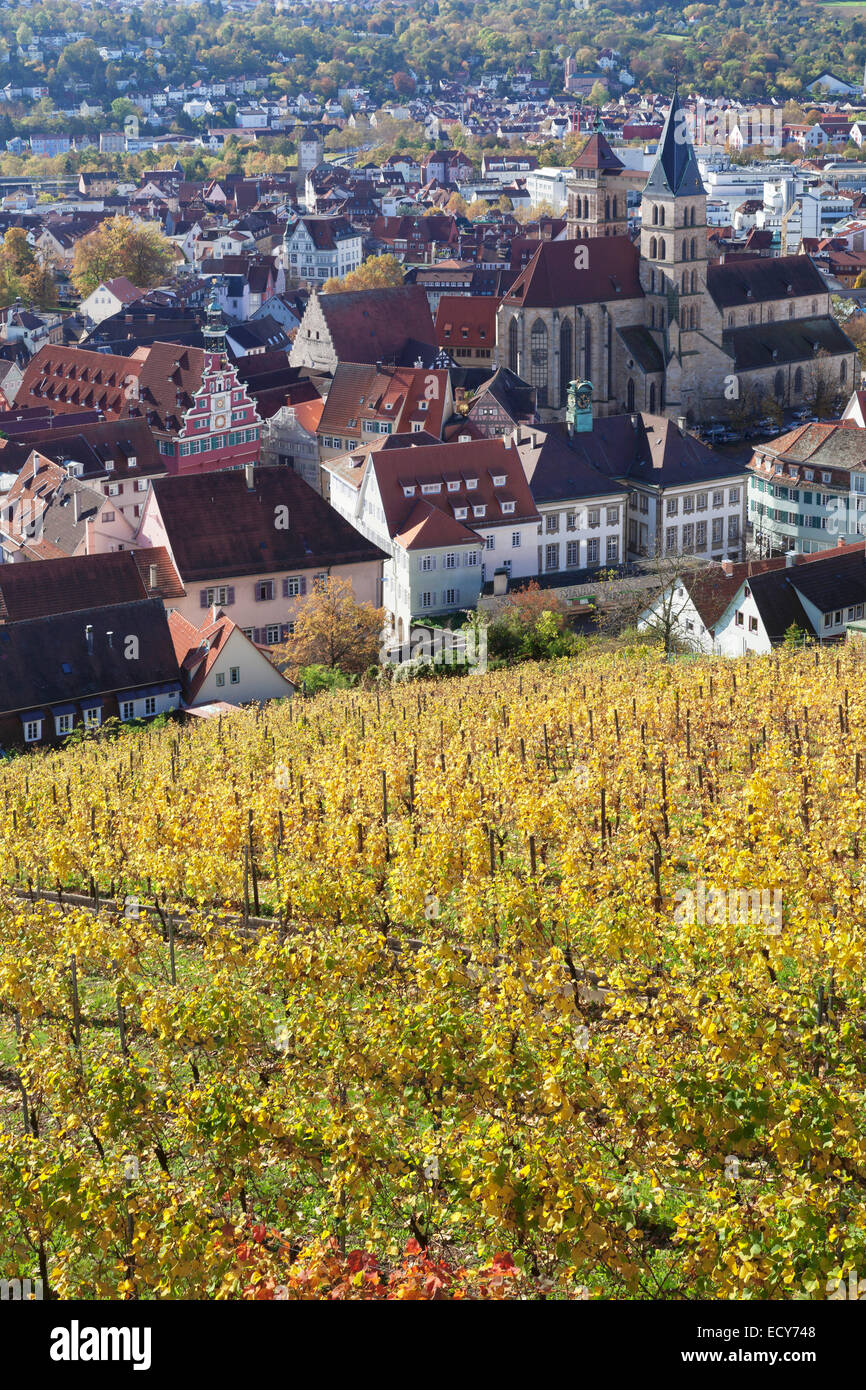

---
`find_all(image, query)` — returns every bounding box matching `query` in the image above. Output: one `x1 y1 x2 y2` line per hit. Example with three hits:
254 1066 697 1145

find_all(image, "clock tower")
567 379 593 434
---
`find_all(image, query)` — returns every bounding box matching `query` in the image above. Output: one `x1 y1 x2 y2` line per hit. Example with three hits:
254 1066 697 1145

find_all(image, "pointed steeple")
644 90 705 198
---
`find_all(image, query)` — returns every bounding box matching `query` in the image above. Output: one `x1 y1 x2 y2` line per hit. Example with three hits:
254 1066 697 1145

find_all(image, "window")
545 543 559 571
682 523 695 551
120 701 135 722
512 531 521 548
587 537 599 565
420 555 435 572
666 526 677 553
712 518 723 545
546 514 559 533
103 511 115 523
421 482 441 495
683 495 695 514
735 612 744 627
587 508 600 528
284 576 305 597
728 516 740 540
444 552 456 569
216 672 225 687
205 586 230 606
229 667 240 685
696 520 707 549
666 498 679 516
566 540 579 566
23 719 42 742
420 591 434 609
446 480 460 492
255 579 275 602
84 707 101 729
454 506 468 520
466 551 480 566
501 500 515 514
606 506 619 526
443 588 458 605
696 492 708 512
713 489 724 509
728 487 740 505
144 697 156 717
473 504 486 518
529 318 548 406
606 535 619 563
566 511 577 530
266 624 281 644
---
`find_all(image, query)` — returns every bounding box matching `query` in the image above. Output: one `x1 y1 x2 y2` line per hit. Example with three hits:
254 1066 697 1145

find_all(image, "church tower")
639 89 708 416
566 112 628 239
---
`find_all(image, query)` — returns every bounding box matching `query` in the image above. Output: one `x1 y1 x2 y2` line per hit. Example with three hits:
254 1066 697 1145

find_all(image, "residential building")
137 463 385 644
748 421 866 555
282 215 364 286
168 608 295 706
323 436 540 639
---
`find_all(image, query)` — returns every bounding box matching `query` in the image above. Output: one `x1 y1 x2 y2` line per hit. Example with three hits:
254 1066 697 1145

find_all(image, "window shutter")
255 582 262 602
200 589 208 607
253 627 264 644
280 623 290 640
282 577 289 597
226 586 235 605
299 577 307 595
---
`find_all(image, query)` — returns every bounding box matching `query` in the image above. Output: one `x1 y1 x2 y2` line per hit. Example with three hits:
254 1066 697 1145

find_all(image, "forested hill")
0 0 863 107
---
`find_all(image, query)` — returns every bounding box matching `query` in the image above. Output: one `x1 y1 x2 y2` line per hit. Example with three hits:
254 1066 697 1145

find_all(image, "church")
495 93 859 425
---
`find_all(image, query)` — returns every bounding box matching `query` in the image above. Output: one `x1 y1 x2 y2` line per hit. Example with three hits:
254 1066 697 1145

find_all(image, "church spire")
644 89 705 199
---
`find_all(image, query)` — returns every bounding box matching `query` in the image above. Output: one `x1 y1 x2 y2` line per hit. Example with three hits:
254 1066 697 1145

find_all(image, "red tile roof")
503 237 643 309
435 295 497 351
0 551 147 622
369 437 539 549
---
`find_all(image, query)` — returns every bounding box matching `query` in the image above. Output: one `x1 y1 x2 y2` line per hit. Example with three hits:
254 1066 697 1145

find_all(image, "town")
3 19 866 736
0 0 864 1332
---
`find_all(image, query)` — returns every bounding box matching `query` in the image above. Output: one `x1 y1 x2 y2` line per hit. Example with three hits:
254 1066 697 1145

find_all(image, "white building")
282 215 363 285
323 436 540 639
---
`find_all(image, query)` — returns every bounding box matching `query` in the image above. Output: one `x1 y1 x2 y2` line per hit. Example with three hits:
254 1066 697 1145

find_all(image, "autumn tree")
71 216 175 296
272 575 384 676
322 253 405 294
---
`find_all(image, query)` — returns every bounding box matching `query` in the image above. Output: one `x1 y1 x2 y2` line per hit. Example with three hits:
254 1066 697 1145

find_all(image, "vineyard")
0 645 865 1299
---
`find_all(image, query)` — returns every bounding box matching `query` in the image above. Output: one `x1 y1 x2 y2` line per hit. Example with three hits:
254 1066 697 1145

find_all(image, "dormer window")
804 469 814 481
454 506 468 519
447 480 460 492
501 500 515 514
473 504 486 517
403 485 415 497
465 477 478 490
492 474 506 486
822 471 832 484
421 482 441 494
105 460 114 472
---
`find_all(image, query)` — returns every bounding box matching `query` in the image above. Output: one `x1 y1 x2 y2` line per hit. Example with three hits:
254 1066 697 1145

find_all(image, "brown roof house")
289 285 438 374
137 462 386 647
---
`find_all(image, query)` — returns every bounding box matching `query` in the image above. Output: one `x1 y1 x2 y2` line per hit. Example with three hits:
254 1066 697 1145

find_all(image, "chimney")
148 562 158 590
786 551 796 567
677 415 687 435
721 559 734 575
73 490 80 525
838 536 845 548
106 630 114 649
630 414 639 430
85 624 94 654
245 463 255 490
